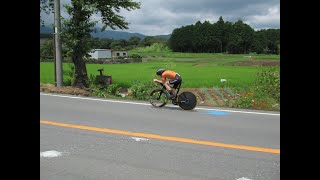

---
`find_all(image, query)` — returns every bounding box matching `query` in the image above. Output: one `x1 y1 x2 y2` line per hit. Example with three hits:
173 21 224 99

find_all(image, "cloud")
245 5 280 29
41 0 280 36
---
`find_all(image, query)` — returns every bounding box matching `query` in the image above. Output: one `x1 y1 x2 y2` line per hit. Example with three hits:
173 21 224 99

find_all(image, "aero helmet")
156 69 165 76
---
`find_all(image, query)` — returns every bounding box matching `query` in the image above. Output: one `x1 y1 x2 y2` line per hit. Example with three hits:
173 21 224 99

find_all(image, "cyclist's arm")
153 79 162 83
161 75 167 84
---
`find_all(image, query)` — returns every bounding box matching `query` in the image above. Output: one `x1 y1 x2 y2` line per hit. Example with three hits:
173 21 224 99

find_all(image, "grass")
40 44 280 111
40 61 260 88
40 45 279 89
130 45 280 65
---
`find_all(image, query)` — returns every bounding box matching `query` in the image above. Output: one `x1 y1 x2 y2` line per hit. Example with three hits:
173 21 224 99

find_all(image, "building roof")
92 49 112 51
112 50 128 52
91 49 128 52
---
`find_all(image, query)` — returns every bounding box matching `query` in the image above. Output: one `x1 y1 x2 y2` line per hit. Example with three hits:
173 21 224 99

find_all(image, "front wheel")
178 92 197 110
150 89 168 107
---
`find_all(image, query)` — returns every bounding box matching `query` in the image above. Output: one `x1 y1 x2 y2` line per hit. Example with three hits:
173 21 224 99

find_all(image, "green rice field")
40 48 279 88
41 61 262 88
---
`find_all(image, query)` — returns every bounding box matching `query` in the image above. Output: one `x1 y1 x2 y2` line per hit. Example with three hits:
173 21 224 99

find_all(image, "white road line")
40 150 63 158
40 93 150 106
131 137 149 142
40 93 280 116
236 178 252 180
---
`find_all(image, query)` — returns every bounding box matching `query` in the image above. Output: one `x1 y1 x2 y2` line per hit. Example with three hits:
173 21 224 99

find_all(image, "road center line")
40 120 280 154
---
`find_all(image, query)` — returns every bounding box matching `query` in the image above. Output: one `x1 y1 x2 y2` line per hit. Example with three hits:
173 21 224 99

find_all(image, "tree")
192 21 204 52
169 24 195 52
214 16 227 52
41 38 69 60
141 36 155 47
91 38 113 49
227 20 254 54
110 39 129 50
128 36 141 46
168 16 279 54
40 39 54 60
61 0 140 88
251 29 280 54
40 0 54 25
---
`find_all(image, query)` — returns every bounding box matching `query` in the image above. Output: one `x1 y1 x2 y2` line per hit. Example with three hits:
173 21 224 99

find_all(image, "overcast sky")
41 0 280 36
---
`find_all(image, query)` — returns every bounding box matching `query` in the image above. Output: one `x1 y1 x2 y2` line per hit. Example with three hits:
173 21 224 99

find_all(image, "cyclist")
153 69 182 100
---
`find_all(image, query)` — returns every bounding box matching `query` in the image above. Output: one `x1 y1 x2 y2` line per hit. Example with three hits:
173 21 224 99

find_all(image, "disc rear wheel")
178 92 197 110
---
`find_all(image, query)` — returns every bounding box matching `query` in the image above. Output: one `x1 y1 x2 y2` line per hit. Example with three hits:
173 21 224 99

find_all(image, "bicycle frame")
157 81 182 104
152 81 196 110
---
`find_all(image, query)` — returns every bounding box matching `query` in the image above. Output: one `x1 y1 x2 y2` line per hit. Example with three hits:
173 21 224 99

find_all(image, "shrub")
63 64 75 86
254 67 280 102
232 90 280 111
130 54 142 59
234 92 255 109
89 85 109 98
88 74 121 97
129 80 157 100
106 84 120 95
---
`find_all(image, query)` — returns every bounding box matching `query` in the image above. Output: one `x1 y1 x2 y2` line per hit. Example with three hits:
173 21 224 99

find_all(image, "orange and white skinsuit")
160 70 182 95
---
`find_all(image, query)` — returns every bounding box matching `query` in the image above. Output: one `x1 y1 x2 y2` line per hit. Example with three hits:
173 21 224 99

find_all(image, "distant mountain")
154 34 171 39
92 28 145 39
40 26 171 40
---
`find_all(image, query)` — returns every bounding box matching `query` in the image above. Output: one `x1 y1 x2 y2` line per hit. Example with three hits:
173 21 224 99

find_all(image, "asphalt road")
40 93 280 180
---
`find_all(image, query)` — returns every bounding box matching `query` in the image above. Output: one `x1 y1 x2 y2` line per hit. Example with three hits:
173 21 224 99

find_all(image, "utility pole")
54 0 63 87
53 26 57 86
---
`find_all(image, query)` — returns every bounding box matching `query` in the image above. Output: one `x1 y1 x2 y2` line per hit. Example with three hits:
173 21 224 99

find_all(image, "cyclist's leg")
169 79 181 99
171 84 178 98
163 82 174 98
164 81 172 91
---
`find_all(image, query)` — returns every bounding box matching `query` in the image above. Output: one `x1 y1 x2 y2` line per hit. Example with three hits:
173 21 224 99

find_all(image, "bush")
106 84 120 95
229 67 280 111
63 64 75 86
232 90 280 111
129 80 157 100
130 54 142 59
88 83 122 98
254 67 280 102
234 92 255 109
88 73 119 97
89 85 109 98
